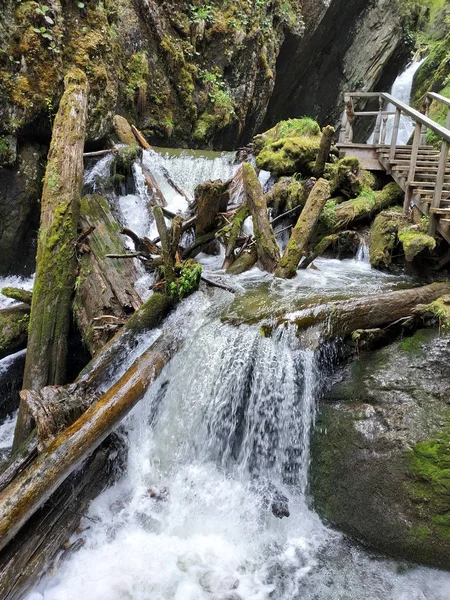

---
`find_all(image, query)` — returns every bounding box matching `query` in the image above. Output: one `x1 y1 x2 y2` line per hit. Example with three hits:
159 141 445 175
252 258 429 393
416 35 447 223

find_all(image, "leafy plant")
35 4 54 25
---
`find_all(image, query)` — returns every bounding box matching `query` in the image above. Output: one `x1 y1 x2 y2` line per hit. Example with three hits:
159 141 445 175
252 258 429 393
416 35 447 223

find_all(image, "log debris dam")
1 1 450 599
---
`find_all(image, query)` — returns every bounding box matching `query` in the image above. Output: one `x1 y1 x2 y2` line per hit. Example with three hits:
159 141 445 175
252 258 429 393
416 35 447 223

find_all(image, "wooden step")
430 208 450 215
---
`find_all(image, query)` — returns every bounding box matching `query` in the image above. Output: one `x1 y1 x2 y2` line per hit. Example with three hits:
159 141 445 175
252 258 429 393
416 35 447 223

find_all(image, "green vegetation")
169 260 203 301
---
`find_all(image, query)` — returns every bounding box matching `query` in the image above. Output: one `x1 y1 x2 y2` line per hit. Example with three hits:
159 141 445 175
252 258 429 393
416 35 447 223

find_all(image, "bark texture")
242 162 280 273
15 69 89 449
275 178 330 278
73 195 142 355
313 125 335 177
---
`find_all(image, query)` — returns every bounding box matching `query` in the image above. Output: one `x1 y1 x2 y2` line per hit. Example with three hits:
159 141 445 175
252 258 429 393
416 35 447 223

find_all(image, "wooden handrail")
341 92 450 143
428 92 450 108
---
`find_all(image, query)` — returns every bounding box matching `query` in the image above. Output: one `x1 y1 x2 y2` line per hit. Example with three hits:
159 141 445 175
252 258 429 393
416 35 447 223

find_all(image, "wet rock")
0 350 25 420
311 329 450 569
0 143 45 275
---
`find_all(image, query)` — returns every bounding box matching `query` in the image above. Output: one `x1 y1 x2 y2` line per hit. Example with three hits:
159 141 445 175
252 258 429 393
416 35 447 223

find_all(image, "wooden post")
344 95 354 144
420 97 431 146
389 108 401 163
373 96 384 145
428 139 449 236
339 95 349 144
14 69 89 449
380 114 388 145
404 121 422 214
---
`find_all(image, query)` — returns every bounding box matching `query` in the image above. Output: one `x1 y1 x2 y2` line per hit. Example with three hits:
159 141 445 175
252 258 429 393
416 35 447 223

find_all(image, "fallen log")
0 437 123 600
131 124 152 150
275 178 330 279
242 163 280 273
314 125 335 178
299 230 359 269
0 332 179 553
284 282 450 338
143 168 167 207
226 248 257 275
0 288 32 306
14 69 89 449
219 204 250 270
73 195 143 356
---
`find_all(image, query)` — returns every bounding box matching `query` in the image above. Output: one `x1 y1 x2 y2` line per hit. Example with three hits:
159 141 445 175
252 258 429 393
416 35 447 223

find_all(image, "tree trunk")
73 195 143 356
285 282 450 338
275 178 330 279
195 180 227 236
0 333 179 553
14 69 89 449
242 162 280 273
219 204 250 270
313 125 335 177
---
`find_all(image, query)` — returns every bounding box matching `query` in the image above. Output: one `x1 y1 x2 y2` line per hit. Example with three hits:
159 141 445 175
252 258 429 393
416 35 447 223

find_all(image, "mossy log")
220 204 250 270
0 332 179 554
313 125 335 178
242 163 280 273
0 306 30 360
327 182 403 233
285 282 450 338
153 207 183 289
142 168 167 207
15 69 89 450
275 178 330 279
226 248 257 275
0 437 123 600
0 288 32 306
195 180 227 237
73 195 143 356
265 177 307 218
299 230 358 269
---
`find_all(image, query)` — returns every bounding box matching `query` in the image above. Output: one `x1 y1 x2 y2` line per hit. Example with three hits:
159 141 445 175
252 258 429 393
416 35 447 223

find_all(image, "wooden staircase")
336 91 450 244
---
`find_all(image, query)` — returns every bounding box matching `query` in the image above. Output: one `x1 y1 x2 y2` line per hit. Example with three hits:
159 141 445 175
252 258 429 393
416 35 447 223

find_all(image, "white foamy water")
30 274 450 600
26 148 450 600
0 274 34 309
368 59 426 144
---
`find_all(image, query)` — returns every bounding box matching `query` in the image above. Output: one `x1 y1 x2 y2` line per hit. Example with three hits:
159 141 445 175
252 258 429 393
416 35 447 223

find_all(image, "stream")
1 148 450 599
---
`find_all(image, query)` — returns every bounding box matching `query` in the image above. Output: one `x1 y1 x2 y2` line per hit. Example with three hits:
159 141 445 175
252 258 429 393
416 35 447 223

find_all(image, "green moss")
369 209 404 269
256 135 321 176
398 227 436 261
420 295 450 330
124 51 149 104
1 287 33 305
253 117 320 153
126 293 172 332
399 329 432 354
0 308 30 356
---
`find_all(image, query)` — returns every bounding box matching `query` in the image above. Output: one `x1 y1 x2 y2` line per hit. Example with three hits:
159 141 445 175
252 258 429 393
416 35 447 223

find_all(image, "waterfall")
368 58 426 144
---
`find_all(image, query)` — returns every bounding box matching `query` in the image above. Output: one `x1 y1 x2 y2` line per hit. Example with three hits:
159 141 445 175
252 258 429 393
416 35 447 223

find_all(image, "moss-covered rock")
256 134 321 176
253 117 320 153
265 176 307 216
311 329 450 569
326 156 376 199
369 208 404 269
0 306 30 358
398 226 436 262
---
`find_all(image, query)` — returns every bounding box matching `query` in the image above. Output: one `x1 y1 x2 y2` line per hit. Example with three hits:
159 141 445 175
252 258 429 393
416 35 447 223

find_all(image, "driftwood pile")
0 68 449 600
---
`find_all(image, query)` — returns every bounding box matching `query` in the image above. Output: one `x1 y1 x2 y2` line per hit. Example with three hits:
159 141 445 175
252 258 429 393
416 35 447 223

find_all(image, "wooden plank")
429 139 450 236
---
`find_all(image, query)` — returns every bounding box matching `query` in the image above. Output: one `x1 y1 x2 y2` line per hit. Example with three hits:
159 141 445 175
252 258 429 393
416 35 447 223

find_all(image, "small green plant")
35 4 54 25
33 26 54 41
189 3 215 24
169 261 203 301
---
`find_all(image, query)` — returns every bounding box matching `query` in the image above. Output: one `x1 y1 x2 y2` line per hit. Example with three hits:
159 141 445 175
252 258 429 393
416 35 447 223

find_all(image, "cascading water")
20 149 450 599
368 58 426 145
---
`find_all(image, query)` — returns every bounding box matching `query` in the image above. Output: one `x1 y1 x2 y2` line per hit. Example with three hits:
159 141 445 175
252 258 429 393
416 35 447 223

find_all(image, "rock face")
264 0 414 130
0 143 45 275
311 329 450 569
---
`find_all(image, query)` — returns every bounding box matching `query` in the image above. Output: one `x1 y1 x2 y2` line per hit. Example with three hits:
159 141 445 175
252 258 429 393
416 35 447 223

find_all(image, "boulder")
311 329 450 569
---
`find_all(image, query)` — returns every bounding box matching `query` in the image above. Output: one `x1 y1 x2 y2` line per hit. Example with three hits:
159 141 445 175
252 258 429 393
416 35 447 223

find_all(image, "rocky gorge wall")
0 0 421 275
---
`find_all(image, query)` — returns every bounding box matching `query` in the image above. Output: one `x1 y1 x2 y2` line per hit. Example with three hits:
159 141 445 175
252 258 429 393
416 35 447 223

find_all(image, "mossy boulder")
254 118 321 175
398 226 436 262
311 329 450 569
369 208 404 269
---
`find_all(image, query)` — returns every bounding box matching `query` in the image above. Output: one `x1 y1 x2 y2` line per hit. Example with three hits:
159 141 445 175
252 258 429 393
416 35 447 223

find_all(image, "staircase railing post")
380 114 389 145
404 120 422 214
420 96 431 146
428 139 449 236
373 96 384 145
389 108 401 163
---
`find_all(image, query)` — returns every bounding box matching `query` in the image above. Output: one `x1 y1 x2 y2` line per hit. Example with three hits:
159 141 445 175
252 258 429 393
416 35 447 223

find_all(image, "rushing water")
18 149 450 599
368 58 426 145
